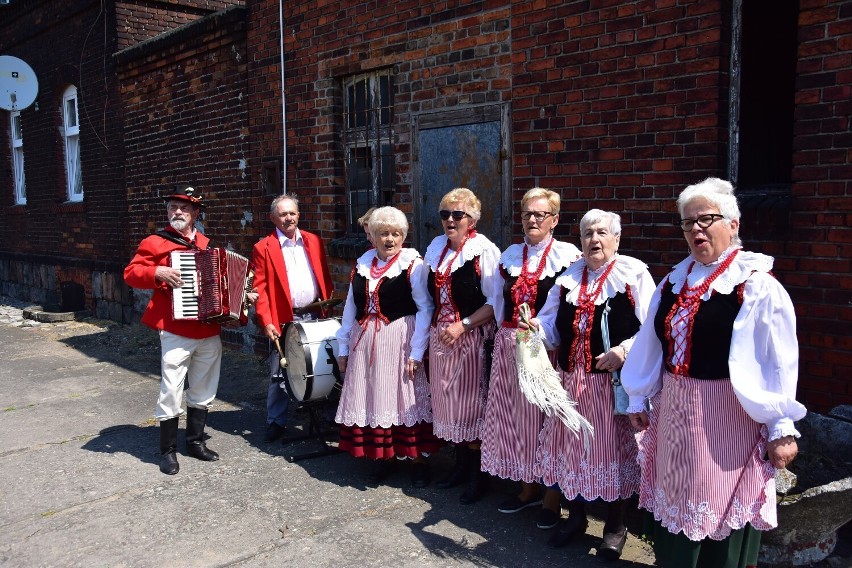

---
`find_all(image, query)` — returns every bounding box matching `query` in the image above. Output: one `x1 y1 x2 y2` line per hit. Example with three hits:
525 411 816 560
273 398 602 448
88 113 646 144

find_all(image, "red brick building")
1 0 849 410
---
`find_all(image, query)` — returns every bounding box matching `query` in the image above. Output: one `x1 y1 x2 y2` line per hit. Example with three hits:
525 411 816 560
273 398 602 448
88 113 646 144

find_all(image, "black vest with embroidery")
427 259 486 320
654 281 741 379
352 268 417 323
501 268 558 324
555 290 639 372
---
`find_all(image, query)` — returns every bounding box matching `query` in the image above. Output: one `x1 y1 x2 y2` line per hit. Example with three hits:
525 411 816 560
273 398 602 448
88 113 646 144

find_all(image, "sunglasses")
439 210 470 221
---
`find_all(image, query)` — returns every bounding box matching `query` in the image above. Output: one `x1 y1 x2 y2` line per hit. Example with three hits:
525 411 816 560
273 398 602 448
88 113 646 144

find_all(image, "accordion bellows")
170 248 252 323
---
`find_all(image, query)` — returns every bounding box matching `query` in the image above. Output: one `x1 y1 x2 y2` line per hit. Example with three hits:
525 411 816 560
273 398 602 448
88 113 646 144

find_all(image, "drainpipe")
279 0 287 194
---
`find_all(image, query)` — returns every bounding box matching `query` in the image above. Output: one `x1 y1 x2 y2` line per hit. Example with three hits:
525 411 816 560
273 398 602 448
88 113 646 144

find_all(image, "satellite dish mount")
0 55 39 111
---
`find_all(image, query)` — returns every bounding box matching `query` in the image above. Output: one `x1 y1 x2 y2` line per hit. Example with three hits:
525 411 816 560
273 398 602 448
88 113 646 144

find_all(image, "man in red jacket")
124 186 223 475
252 194 333 442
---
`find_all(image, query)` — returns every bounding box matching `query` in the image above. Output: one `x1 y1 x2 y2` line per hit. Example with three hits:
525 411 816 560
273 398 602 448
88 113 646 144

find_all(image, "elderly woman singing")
425 187 501 504
529 209 655 558
479 188 581 529
335 206 440 488
621 178 806 568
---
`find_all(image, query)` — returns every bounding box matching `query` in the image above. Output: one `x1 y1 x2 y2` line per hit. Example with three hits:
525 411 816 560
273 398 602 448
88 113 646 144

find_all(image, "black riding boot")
459 447 488 504
436 445 469 489
159 417 180 475
185 407 220 461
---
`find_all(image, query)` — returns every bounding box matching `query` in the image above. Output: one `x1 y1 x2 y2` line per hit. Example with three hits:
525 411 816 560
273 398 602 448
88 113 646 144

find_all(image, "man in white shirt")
251 195 333 442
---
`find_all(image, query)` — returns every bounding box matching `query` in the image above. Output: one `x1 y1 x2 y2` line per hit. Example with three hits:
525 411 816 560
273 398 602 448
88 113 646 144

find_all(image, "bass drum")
281 317 342 402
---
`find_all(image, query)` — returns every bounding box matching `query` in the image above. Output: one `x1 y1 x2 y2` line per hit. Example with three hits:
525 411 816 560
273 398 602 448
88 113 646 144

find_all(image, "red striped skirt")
638 372 777 541
534 363 641 501
480 327 549 482
338 422 443 460
335 315 432 428
428 321 495 443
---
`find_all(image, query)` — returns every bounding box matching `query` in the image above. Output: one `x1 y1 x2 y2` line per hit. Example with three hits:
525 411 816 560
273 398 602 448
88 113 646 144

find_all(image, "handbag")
515 303 593 444
602 300 629 415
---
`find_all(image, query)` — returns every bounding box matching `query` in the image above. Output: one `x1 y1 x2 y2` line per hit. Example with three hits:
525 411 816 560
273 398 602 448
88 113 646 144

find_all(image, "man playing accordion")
124 185 224 475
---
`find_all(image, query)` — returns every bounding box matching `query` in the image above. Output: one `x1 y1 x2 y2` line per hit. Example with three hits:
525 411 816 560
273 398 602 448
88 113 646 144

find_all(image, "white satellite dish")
0 55 39 111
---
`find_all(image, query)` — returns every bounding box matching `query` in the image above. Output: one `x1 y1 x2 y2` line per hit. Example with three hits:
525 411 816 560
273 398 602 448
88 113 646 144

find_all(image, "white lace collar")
500 237 581 279
666 246 774 297
555 254 649 305
355 247 421 281
424 233 496 273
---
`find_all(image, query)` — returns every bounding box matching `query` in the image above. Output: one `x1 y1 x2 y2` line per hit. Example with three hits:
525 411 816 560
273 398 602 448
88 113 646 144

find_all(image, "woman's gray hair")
677 177 741 246
368 206 409 240
579 209 621 236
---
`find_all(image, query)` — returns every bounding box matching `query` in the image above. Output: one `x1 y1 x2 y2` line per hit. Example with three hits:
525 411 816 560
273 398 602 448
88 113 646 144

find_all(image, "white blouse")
336 248 434 361
535 254 655 353
621 247 807 441
492 236 581 323
424 232 502 310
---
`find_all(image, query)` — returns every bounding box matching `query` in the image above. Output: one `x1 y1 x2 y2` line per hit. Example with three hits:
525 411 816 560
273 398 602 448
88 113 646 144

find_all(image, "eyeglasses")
678 214 725 232
439 210 470 221
521 211 554 223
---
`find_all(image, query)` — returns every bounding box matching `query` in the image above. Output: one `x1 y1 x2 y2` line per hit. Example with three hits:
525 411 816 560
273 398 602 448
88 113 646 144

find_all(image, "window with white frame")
62 86 83 201
342 70 395 233
10 110 25 205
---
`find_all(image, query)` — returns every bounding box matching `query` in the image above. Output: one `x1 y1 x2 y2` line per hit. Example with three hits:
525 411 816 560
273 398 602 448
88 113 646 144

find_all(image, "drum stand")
282 398 339 463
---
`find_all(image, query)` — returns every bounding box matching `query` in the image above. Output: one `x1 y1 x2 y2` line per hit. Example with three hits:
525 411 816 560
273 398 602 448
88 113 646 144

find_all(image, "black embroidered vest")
654 281 741 379
501 268 558 324
352 268 417 323
427 258 486 320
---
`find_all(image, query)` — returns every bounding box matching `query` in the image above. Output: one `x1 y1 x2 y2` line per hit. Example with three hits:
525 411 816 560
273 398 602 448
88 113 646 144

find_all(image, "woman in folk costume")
335 206 440 488
529 209 655 559
479 188 581 530
621 178 806 568
425 187 501 504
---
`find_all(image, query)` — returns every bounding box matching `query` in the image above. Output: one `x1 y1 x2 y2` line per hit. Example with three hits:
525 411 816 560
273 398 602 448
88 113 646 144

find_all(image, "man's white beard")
170 217 190 232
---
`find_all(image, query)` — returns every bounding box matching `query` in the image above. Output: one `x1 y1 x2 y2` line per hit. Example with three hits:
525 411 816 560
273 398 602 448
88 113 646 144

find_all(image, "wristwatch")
461 317 472 331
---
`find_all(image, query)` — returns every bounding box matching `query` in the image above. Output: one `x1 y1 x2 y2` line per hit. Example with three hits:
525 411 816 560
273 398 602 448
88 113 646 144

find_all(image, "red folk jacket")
252 229 333 332
123 228 221 339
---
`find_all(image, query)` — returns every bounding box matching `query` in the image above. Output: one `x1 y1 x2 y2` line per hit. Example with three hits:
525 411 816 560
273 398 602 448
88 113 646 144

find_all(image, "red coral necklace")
510 238 555 321
663 249 739 376
569 259 617 371
370 250 402 280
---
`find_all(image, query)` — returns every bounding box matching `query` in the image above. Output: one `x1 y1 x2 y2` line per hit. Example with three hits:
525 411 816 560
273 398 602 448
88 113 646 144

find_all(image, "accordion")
169 248 253 324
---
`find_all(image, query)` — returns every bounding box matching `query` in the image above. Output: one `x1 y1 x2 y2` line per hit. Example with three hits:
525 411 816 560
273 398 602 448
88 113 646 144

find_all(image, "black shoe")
159 451 179 475
546 515 588 548
497 495 544 514
436 445 469 489
264 422 286 442
459 473 489 504
411 462 430 488
187 442 220 461
366 460 397 487
597 527 628 560
536 507 561 529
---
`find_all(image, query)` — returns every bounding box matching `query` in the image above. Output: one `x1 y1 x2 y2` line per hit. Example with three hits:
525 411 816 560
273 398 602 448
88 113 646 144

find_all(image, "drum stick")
273 336 287 368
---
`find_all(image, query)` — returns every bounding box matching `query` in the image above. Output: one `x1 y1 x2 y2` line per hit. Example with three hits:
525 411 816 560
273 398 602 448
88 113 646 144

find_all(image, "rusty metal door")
412 105 511 252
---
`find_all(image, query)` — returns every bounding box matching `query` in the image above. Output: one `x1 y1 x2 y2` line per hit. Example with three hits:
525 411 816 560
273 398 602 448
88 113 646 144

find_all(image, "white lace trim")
424 233 497 273
666 246 774 299
554 255 649 306
355 247 421 281
500 238 581 279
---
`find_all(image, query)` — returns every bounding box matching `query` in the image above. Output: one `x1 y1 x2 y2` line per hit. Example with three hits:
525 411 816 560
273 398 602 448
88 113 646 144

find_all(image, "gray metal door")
412 105 511 252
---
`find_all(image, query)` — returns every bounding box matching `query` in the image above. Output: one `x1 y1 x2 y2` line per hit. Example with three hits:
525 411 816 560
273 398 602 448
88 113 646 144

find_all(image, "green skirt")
644 513 762 568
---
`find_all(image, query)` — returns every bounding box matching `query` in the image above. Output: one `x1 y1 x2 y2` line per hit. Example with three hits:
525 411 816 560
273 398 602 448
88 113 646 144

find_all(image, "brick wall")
116 0 245 50
245 0 851 410
781 0 851 409
117 7 256 257
0 0 129 312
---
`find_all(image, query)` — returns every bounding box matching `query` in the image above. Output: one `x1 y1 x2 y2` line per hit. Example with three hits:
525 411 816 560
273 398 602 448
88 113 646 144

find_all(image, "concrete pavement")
0 295 656 568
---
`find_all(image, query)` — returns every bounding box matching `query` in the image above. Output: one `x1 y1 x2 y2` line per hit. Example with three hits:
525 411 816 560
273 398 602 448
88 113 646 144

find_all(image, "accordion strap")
155 230 199 250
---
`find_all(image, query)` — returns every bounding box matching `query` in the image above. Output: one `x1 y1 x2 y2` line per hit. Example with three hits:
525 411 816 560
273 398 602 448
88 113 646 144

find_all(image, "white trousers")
156 330 222 420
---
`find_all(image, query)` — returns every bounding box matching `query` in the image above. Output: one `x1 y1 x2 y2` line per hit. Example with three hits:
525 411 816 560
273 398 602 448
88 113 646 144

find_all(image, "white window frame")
10 110 25 205
62 86 83 202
